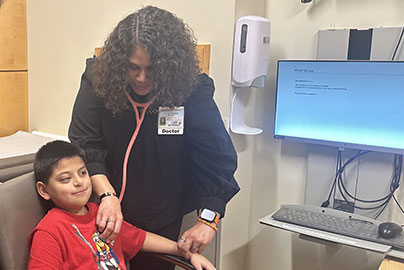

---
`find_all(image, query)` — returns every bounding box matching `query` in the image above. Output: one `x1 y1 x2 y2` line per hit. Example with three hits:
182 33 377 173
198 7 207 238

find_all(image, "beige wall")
245 1 404 270
27 0 236 135
26 0 404 270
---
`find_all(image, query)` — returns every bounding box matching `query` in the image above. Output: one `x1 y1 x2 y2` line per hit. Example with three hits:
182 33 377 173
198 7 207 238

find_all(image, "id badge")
158 106 184 135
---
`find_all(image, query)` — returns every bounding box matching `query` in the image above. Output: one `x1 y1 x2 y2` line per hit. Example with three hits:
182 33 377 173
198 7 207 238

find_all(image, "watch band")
197 217 218 231
212 212 220 225
99 192 117 201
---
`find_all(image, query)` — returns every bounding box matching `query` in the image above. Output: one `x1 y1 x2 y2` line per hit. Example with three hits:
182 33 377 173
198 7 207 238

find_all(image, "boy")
28 140 215 270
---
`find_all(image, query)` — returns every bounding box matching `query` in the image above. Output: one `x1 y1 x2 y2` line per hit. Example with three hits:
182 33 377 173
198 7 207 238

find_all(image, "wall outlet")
333 199 354 213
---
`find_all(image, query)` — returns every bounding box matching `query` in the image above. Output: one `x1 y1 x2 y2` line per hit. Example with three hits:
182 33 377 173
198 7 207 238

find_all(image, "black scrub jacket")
69 58 240 231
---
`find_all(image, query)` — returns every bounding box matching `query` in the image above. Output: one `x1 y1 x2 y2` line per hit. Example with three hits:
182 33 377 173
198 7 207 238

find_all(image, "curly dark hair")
92 6 200 117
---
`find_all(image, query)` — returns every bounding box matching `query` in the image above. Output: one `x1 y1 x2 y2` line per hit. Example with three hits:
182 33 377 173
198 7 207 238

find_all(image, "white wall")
245 0 404 269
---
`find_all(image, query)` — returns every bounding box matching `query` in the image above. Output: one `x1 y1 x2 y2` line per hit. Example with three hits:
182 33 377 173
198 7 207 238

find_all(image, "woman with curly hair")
69 6 239 269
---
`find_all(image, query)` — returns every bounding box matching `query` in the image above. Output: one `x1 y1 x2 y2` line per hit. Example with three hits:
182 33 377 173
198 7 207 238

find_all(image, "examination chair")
0 172 194 270
0 153 35 183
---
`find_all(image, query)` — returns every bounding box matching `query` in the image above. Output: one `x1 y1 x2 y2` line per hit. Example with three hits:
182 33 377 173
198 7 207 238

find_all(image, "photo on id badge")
158 106 184 135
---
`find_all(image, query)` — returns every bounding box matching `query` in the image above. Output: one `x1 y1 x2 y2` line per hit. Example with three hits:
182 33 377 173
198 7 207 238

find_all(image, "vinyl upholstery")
0 172 52 270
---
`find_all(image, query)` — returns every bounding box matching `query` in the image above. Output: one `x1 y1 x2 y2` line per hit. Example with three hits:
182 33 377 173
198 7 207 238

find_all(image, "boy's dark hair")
34 140 86 184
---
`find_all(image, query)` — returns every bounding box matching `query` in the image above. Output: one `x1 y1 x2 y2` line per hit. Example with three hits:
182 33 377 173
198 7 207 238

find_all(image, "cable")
321 150 367 207
374 199 391 219
374 155 403 219
337 153 402 213
353 155 361 207
393 194 404 214
321 150 342 208
321 150 367 208
321 150 403 217
391 155 404 213
392 26 404 60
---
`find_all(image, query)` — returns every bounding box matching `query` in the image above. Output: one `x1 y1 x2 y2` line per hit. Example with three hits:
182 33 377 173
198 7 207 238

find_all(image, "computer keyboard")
271 204 404 250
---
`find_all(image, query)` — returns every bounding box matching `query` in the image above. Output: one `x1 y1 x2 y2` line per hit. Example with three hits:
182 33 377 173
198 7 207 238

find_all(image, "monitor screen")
274 60 404 154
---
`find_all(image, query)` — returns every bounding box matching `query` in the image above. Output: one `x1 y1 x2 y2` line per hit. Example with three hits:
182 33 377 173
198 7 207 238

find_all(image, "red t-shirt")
28 203 146 270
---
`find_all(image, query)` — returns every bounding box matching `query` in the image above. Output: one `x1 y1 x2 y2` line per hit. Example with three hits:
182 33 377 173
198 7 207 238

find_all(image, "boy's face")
36 156 92 215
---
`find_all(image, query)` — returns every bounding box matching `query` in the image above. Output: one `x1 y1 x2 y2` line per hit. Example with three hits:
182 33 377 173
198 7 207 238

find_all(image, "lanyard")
119 94 155 202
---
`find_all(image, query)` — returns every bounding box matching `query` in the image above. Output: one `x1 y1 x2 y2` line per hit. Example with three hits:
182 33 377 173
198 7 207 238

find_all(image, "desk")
260 213 404 270
379 258 404 270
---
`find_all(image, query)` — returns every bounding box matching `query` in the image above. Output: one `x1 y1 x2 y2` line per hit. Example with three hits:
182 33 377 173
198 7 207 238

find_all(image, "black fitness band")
99 192 117 201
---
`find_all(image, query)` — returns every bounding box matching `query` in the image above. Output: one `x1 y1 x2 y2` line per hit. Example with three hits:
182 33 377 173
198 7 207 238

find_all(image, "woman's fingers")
177 236 191 259
190 243 200 253
96 196 123 242
178 221 215 256
107 217 122 243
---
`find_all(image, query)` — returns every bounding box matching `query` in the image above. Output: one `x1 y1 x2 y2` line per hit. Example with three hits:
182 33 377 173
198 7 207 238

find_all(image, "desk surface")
260 213 394 254
260 213 404 269
379 258 404 270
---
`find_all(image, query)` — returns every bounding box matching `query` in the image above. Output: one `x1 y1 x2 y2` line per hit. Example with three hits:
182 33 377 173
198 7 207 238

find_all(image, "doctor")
69 5 239 270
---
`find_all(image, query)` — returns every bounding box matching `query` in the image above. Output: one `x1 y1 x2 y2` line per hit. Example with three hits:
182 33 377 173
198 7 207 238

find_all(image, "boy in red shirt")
28 140 215 270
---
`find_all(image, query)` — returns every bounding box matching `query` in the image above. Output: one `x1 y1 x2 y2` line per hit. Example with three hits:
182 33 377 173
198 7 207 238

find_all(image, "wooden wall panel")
196 44 211 75
0 0 27 70
0 72 28 136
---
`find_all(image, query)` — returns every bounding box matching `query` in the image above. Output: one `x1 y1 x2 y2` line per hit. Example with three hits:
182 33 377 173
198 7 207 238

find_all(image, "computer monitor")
274 60 404 154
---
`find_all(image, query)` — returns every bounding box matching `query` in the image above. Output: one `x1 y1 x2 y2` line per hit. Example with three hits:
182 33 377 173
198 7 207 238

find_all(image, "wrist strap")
197 217 218 231
99 192 117 201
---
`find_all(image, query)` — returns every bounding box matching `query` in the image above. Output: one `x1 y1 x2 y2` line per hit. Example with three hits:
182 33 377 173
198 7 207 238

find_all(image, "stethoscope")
118 93 155 202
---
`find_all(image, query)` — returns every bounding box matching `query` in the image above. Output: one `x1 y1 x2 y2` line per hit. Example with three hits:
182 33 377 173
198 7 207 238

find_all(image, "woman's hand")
177 221 216 259
90 174 123 243
189 252 216 270
96 195 123 243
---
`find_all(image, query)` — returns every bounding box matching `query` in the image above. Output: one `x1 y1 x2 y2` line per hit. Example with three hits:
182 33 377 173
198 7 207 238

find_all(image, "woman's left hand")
177 221 216 259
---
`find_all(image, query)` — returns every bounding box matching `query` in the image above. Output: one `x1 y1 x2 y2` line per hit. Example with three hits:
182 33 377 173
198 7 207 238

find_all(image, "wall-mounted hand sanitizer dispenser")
232 16 271 88
230 16 271 135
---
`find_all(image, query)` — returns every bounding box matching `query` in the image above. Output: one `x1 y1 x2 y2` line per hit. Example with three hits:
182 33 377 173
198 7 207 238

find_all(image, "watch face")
201 209 216 222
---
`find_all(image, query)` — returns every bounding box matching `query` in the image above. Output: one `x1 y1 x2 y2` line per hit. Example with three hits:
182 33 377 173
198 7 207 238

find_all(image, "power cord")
321 150 403 219
321 150 369 207
321 150 342 208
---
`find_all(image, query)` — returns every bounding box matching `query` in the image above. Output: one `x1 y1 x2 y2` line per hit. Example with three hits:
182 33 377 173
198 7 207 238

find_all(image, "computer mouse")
378 222 403 239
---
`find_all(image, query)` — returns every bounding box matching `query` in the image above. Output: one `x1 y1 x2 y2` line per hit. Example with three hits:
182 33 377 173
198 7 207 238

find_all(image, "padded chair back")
0 163 33 183
0 172 52 270
0 153 35 183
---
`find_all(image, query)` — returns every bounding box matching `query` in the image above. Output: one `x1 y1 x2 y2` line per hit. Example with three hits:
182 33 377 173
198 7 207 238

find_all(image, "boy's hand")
96 195 123 243
177 222 215 259
189 252 216 270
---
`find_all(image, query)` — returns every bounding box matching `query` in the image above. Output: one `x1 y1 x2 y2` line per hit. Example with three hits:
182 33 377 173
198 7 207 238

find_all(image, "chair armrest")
148 253 195 270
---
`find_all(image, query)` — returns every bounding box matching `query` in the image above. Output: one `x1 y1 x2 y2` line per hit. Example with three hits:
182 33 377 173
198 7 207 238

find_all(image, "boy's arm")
141 232 178 254
29 230 63 269
141 232 216 270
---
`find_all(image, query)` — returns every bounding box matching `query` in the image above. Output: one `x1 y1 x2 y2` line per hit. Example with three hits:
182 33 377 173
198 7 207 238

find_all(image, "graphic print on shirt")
72 224 124 270
92 232 124 270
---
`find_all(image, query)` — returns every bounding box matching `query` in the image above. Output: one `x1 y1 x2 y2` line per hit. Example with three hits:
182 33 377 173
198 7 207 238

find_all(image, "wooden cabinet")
0 0 28 136
0 72 28 136
0 0 27 70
